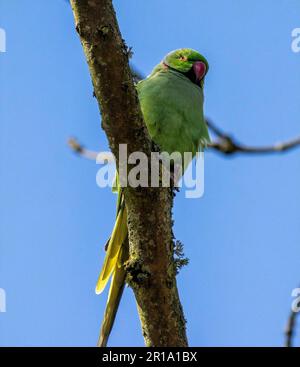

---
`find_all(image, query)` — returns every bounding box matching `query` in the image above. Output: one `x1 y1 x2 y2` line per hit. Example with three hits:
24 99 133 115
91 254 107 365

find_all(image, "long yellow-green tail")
95 185 128 347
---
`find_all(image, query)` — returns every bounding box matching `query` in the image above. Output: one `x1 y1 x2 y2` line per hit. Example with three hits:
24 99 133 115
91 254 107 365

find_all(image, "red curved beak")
193 61 206 82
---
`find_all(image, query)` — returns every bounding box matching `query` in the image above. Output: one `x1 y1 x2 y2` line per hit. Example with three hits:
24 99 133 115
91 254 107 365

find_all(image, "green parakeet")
96 48 210 347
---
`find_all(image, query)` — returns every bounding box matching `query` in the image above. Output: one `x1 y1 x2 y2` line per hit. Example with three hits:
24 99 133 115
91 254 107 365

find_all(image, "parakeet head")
163 48 209 87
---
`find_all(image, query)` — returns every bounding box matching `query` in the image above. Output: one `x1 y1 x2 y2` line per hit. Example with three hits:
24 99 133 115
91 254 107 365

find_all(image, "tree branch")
70 0 187 347
285 309 298 347
68 137 99 160
285 287 300 347
206 119 300 156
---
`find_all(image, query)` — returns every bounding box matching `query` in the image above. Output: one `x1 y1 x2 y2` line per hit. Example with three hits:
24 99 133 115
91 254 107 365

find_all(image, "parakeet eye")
179 55 188 61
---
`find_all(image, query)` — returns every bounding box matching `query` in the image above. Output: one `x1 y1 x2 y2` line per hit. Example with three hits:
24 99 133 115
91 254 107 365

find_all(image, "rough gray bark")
70 0 188 346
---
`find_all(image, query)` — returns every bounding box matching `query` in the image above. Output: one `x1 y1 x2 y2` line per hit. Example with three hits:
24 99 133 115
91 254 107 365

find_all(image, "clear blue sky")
0 0 300 346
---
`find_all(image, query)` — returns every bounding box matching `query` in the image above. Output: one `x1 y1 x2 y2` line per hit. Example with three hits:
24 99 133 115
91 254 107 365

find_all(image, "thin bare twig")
285 288 300 347
206 119 300 156
68 137 98 160
285 309 298 347
68 138 114 162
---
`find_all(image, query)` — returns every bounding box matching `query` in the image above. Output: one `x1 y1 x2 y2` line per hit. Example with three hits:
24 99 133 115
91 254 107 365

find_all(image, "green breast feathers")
137 66 210 172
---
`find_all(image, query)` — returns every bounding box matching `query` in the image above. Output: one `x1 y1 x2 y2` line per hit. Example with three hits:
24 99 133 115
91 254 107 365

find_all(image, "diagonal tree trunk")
71 0 187 346
70 0 188 346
